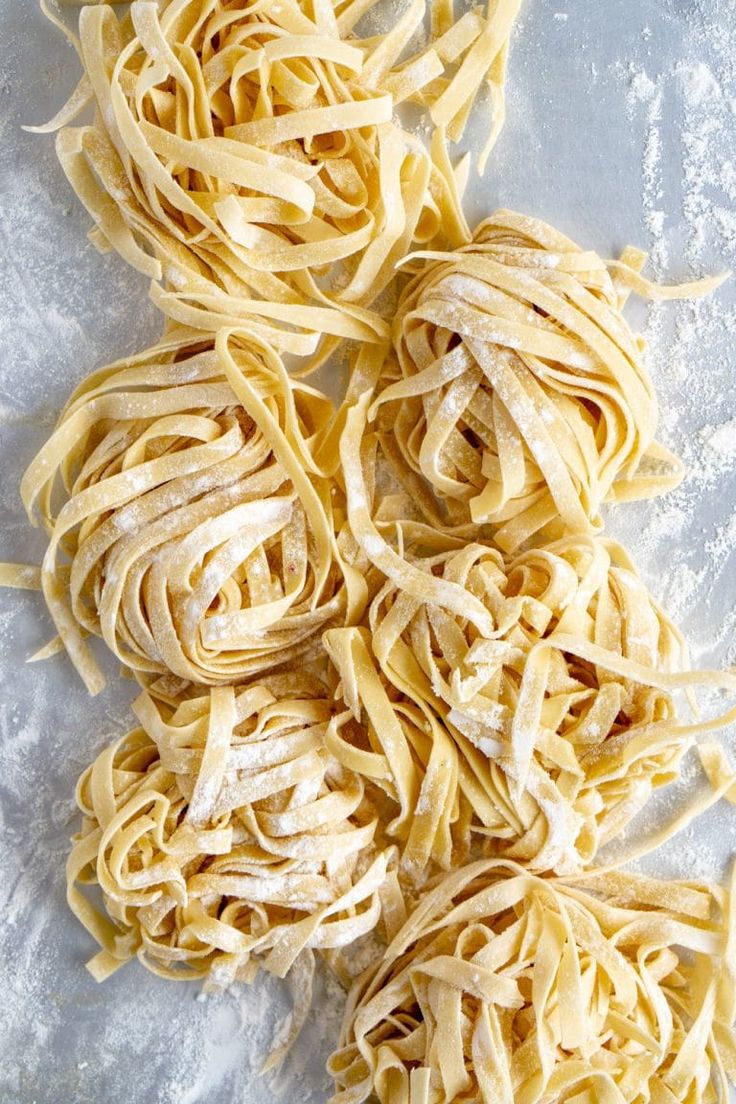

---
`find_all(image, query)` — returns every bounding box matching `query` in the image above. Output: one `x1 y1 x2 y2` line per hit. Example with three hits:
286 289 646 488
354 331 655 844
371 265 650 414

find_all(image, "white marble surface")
1 1 735 1101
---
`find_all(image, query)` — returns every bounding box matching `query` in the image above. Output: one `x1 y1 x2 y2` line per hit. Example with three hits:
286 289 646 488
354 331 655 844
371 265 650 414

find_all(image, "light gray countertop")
1 2 735 1101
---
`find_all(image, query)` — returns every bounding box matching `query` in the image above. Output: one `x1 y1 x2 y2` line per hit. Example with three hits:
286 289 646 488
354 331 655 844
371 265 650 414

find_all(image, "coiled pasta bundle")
23 327 366 693
33 0 522 354
370 210 724 550
325 535 736 874
329 859 736 1104
68 673 390 994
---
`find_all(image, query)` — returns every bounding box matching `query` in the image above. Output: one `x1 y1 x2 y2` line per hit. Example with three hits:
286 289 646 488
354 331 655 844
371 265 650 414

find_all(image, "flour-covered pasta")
68 673 391 1004
369 210 725 550
325 535 736 874
324 626 465 877
31 0 521 353
329 858 736 1104
21 327 367 694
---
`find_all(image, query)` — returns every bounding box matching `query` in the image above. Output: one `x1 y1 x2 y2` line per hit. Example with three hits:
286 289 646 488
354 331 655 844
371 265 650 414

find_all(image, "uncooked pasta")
324 536 736 874
329 858 736 1104
369 209 726 550
21 326 368 694
325 625 465 877
30 0 522 353
2 3 735 1094
67 673 391 998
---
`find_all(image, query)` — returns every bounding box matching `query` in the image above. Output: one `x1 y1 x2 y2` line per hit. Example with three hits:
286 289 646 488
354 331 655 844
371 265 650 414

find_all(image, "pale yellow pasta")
31 0 521 354
21 326 368 694
329 858 736 1104
8 5 736 1093
324 534 736 875
325 625 466 877
369 209 726 550
67 672 392 1025
0 564 42 590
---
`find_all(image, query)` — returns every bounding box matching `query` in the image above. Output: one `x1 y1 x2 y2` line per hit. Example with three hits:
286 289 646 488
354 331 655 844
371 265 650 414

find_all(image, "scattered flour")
610 1 736 674
700 417 736 459
681 60 722 107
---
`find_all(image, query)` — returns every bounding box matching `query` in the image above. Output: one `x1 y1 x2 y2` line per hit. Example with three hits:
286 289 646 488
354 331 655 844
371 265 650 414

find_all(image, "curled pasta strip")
369 209 726 550
324 625 466 879
327 535 736 874
22 326 368 693
67 674 391 991
32 0 521 349
329 857 736 1104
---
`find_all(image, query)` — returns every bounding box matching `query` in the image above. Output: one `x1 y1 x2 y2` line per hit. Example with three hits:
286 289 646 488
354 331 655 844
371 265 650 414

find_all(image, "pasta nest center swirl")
23 328 366 691
372 209 686 552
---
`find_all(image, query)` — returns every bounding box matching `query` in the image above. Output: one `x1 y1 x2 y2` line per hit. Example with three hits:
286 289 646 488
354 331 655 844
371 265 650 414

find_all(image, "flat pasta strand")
324 625 465 878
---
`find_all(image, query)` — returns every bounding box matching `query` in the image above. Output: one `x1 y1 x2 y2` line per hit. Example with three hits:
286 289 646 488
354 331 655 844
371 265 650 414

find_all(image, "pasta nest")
326 535 720 876
22 327 366 693
67 673 391 994
371 209 689 552
329 859 736 1104
43 0 519 354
